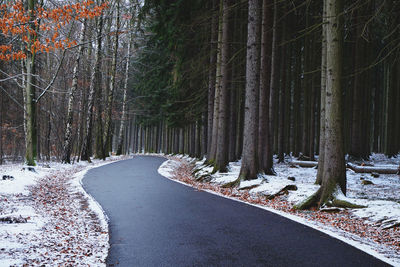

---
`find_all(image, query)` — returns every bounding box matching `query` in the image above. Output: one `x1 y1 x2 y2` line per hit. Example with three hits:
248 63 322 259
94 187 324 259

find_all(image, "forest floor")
159 153 400 266
0 155 129 266
1 153 398 266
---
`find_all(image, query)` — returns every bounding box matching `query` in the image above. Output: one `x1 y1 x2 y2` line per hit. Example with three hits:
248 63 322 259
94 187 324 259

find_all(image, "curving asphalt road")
82 156 389 267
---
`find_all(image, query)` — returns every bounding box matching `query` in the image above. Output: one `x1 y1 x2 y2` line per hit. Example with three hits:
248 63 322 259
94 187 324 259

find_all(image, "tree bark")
297 0 346 209
62 20 87 163
24 0 37 166
215 0 231 172
349 5 370 160
316 0 327 185
117 25 133 155
319 0 346 200
258 0 274 174
268 0 280 165
206 0 219 160
81 16 103 162
277 23 287 163
237 0 261 181
103 0 120 157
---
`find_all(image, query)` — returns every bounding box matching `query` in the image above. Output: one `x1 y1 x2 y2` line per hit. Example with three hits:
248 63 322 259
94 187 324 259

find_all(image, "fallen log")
290 160 318 168
265 185 298 200
347 163 399 175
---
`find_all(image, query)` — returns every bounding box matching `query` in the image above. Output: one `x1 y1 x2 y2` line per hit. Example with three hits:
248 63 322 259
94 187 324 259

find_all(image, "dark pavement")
82 156 390 267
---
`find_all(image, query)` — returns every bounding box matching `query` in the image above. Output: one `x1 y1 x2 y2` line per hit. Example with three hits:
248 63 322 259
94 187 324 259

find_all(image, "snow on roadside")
0 155 129 266
158 154 400 266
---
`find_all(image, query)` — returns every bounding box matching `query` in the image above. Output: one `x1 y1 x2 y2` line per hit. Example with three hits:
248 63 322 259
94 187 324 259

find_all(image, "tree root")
294 191 320 210
294 190 367 210
239 184 260 191
221 177 241 188
195 174 212 182
265 185 298 200
328 199 366 209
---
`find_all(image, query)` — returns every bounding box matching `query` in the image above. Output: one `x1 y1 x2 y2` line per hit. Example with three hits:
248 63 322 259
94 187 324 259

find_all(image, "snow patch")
0 156 129 266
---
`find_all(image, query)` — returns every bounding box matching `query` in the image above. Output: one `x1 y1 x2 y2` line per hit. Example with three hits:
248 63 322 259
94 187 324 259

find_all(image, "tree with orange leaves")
0 0 107 165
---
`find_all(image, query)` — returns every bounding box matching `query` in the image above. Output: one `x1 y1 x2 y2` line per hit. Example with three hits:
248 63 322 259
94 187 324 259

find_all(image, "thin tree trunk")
62 20 87 163
103 0 120 157
207 0 219 159
258 0 274 174
24 0 37 166
278 24 287 163
208 0 223 163
268 0 280 164
117 31 133 155
316 0 327 185
215 0 231 172
81 16 103 162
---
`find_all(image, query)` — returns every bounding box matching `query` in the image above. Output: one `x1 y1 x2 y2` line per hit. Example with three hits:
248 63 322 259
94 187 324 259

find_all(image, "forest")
0 0 399 208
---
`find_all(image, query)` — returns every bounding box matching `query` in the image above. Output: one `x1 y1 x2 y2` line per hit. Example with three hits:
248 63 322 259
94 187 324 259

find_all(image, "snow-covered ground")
159 153 400 266
1 153 398 265
0 156 129 266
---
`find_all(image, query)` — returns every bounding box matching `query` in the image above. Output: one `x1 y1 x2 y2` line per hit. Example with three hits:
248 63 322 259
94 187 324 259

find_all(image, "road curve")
82 156 389 267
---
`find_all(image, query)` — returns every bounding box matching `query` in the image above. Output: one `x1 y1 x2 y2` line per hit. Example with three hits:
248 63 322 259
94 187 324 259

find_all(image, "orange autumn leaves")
0 0 108 61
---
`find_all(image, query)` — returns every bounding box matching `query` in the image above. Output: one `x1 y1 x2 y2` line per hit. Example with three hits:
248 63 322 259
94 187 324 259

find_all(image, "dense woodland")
0 0 399 207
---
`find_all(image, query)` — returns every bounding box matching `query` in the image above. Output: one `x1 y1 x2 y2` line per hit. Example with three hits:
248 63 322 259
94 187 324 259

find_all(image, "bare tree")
62 20 87 164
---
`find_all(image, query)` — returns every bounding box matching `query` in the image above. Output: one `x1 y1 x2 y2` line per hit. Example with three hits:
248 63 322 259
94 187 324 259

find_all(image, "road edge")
158 158 398 267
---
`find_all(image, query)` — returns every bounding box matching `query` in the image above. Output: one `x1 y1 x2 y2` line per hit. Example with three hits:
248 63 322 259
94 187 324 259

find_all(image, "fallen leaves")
0 157 132 266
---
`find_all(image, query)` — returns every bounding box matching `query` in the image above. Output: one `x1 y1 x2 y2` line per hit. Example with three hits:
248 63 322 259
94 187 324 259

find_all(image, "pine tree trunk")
309 34 317 161
278 24 287 163
207 0 219 159
208 0 223 163
320 0 346 199
268 0 280 163
258 0 274 174
297 0 346 209
238 0 261 181
302 13 311 158
316 0 327 185
215 0 232 172
62 20 87 163
293 41 302 157
350 5 369 160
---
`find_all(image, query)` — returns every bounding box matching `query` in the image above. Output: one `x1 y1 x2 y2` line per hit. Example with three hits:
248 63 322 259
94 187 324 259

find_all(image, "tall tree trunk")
297 0 346 209
268 0 280 165
207 0 219 160
258 0 274 174
62 20 87 163
320 0 346 197
237 0 261 182
277 23 287 163
215 0 232 172
24 0 37 166
208 0 223 163
302 12 311 158
316 0 327 185
349 5 370 160
293 41 302 157
117 29 133 155
309 33 317 161
103 0 120 157
81 16 103 162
